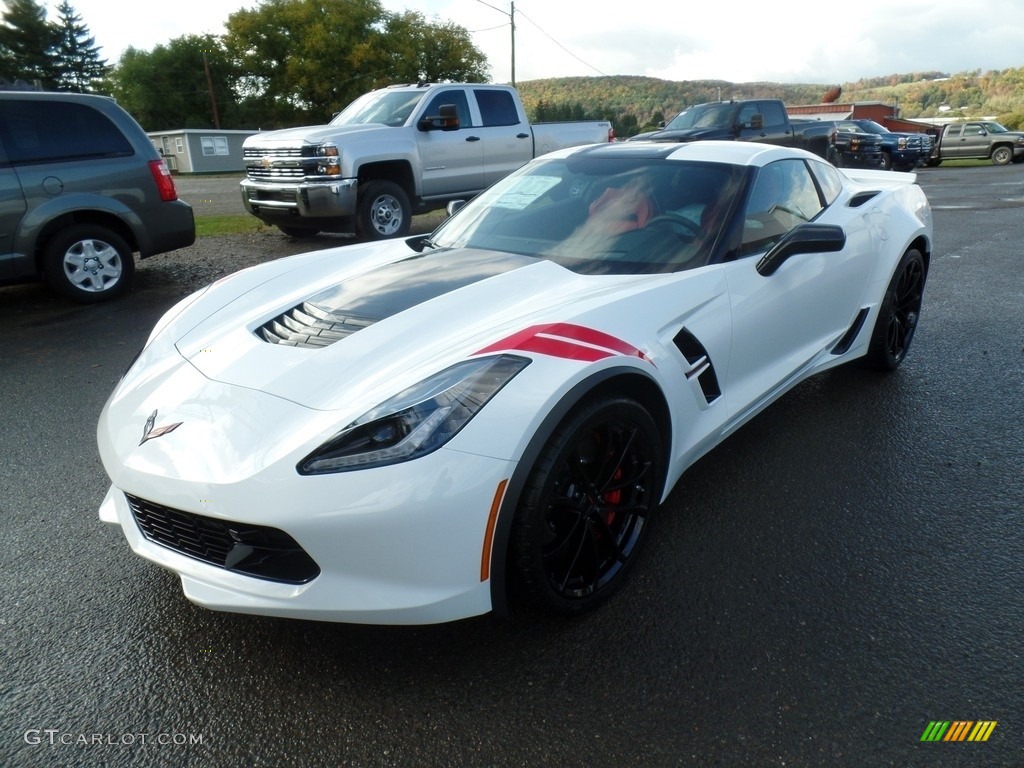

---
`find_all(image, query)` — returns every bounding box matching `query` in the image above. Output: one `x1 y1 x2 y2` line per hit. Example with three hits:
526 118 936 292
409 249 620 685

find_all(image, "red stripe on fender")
475 323 650 364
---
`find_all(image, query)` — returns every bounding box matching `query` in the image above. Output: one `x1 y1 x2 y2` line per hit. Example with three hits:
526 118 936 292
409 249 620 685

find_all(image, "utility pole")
510 2 516 87
203 52 221 129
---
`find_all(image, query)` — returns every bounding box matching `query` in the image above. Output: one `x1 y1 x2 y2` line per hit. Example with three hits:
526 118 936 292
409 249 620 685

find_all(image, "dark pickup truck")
631 99 882 168
927 120 1024 166
809 118 932 171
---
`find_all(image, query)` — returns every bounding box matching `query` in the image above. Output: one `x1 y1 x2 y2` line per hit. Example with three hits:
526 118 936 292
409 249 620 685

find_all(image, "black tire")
862 248 926 371
991 146 1013 166
827 147 843 168
356 180 411 240
278 225 320 238
42 224 134 303
879 152 893 171
509 396 663 616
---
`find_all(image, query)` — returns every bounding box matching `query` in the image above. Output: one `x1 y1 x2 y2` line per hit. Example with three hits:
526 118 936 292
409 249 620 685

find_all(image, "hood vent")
257 301 374 348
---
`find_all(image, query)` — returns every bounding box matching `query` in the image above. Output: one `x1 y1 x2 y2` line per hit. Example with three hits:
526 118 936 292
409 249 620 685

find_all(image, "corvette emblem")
139 410 182 446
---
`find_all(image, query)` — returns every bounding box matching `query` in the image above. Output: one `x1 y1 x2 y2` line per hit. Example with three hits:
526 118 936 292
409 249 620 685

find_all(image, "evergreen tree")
53 0 107 92
0 0 60 87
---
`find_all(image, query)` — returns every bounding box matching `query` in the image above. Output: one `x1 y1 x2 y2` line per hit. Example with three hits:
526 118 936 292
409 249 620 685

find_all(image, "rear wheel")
42 224 134 303
862 247 926 371
509 397 662 616
356 180 411 240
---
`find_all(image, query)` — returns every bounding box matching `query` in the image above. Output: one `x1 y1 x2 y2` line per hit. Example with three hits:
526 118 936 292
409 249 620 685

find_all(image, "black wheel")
879 152 893 171
991 146 1013 166
278 225 320 238
356 180 411 240
827 147 843 168
42 224 134 303
510 397 663 616
863 248 926 371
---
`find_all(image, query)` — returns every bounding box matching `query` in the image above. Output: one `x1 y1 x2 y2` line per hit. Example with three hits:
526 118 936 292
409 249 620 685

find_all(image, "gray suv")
0 91 195 302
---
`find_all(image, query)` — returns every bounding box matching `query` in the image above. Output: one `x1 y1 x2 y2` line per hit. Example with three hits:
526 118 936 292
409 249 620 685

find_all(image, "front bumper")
99 441 514 624
240 178 359 220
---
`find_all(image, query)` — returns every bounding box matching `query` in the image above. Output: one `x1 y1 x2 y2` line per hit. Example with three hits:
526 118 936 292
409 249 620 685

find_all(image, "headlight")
316 144 340 175
298 355 530 474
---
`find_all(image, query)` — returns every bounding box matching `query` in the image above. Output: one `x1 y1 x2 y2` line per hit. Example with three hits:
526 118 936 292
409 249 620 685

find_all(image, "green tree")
223 0 488 127
0 0 60 87
52 0 107 92
107 35 239 130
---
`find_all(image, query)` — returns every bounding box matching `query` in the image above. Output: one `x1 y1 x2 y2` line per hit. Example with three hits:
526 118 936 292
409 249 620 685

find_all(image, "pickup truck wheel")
826 147 842 168
356 181 411 240
42 224 134 303
991 146 1013 165
879 152 893 171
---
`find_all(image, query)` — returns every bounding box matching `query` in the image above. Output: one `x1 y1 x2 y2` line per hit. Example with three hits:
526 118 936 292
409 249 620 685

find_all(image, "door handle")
466 136 481 142
517 133 530 139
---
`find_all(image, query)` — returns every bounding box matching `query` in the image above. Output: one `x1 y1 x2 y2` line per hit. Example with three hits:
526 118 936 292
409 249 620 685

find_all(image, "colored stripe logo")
476 323 651 364
921 721 997 742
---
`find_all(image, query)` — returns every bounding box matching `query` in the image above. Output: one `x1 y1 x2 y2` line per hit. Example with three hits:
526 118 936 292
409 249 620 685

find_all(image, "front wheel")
42 224 134 303
879 152 893 171
356 180 411 240
509 397 663 616
862 248 926 371
991 146 1013 165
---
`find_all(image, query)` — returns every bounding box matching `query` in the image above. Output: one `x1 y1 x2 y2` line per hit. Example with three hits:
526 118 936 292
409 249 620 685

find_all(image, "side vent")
673 328 721 404
256 302 374 348
848 191 880 208
831 307 869 355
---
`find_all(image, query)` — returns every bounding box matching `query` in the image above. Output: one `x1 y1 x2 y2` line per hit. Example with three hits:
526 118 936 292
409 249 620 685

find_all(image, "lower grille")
126 494 320 584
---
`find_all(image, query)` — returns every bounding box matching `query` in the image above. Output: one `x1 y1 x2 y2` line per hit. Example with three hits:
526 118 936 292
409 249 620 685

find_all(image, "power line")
515 9 607 78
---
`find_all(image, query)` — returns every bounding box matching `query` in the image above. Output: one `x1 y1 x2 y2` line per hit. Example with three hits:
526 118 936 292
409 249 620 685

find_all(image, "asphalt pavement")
0 164 1022 768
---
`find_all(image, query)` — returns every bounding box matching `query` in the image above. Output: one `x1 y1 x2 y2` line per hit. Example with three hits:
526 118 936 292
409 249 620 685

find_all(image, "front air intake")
256 301 374 349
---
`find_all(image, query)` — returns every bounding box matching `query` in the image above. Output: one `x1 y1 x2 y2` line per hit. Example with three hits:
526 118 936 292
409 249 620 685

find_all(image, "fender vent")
832 307 869 355
674 328 721 404
848 191 880 208
256 302 373 348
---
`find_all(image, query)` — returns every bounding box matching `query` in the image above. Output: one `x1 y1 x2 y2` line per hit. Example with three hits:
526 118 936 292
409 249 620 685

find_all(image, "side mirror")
446 199 467 217
418 104 460 132
756 224 846 276
749 113 764 130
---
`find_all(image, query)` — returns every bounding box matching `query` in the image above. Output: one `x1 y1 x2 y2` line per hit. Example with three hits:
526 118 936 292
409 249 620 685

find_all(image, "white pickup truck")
240 83 614 239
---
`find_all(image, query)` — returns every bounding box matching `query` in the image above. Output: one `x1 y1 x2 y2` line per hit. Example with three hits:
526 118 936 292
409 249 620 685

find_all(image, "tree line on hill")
3 0 1023 134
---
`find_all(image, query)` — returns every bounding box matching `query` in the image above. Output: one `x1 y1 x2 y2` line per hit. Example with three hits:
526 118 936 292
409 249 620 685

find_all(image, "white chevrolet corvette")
97 141 932 625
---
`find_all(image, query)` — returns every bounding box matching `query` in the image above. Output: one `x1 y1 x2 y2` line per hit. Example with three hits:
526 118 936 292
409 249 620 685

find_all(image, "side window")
422 90 474 128
807 159 843 206
964 124 983 136
759 101 787 129
737 103 759 128
474 89 521 127
740 159 824 257
0 100 132 164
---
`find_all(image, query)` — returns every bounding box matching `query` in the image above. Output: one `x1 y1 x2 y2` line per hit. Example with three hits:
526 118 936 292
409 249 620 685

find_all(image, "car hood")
245 122 391 146
170 244 645 411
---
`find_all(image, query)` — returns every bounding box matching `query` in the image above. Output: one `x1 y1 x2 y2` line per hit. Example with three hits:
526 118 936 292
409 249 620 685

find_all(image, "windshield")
428 156 748 275
330 89 425 127
664 104 736 131
855 120 889 134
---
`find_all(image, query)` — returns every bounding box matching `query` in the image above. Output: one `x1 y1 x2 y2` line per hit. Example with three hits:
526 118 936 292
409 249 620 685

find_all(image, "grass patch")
195 215 271 237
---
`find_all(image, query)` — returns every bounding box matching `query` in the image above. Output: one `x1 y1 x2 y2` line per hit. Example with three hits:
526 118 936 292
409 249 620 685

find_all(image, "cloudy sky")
53 0 1023 85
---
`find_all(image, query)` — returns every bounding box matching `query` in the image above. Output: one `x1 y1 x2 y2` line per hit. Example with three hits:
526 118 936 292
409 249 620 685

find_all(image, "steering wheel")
645 212 701 237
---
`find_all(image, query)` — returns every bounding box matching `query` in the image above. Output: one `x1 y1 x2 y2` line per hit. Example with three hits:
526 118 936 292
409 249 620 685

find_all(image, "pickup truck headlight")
316 144 341 175
298 355 530 474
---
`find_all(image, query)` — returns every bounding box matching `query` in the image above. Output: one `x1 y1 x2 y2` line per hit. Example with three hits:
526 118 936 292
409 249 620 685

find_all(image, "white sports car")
97 141 931 625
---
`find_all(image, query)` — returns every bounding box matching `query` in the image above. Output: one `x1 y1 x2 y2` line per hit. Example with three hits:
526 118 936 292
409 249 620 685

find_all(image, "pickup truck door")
471 88 535 187
950 123 987 158
417 89 485 198
736 101 793 146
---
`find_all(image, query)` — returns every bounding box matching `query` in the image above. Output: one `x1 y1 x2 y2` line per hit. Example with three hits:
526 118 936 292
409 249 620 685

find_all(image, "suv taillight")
149 159 178 202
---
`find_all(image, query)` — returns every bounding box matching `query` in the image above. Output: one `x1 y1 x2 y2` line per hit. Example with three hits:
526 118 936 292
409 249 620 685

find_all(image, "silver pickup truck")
240 83 613 239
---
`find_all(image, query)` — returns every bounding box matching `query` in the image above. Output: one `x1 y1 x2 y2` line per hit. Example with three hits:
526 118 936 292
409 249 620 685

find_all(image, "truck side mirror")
418 104 461 132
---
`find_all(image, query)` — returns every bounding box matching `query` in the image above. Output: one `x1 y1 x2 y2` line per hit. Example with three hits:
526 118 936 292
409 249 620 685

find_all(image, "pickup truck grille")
243 146 316 181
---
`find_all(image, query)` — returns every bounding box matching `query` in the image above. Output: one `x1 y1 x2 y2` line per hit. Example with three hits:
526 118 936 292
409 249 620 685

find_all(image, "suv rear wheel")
42 224 134 303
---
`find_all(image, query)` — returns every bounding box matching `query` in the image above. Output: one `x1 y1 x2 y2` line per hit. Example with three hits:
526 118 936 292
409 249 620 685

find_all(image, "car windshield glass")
330 90 425 127
428 156 748 275
664 104 734 131
856 120 889 134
